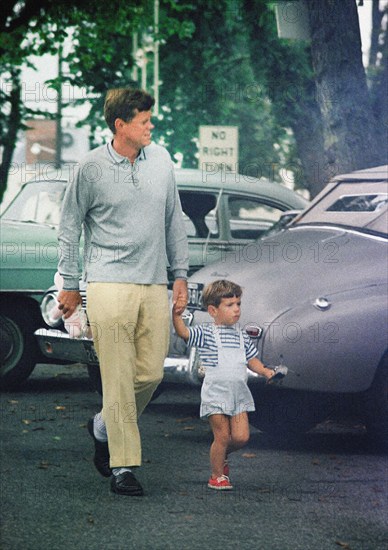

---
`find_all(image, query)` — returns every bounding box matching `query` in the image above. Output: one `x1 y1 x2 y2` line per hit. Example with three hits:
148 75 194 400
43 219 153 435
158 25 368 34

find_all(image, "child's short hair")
202 279 242 308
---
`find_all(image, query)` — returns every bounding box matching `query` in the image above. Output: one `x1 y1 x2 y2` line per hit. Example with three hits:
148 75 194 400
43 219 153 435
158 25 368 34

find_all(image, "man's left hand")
172 279 188 315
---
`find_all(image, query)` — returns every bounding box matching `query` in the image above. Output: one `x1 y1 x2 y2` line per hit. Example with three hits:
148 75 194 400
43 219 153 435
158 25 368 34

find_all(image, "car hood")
190 226 387 324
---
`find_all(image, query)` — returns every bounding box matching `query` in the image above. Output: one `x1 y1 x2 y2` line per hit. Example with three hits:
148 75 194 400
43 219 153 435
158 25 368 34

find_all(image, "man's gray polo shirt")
58 142 189 290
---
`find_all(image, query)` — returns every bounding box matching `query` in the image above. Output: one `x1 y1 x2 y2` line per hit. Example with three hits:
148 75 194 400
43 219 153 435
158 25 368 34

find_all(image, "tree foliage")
0 0 167 201
242 0 326 195
1 0 387 204
155 0 290 179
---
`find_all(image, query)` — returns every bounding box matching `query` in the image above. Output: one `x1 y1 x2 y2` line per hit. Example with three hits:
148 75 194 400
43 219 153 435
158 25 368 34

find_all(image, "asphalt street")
1 363 387 550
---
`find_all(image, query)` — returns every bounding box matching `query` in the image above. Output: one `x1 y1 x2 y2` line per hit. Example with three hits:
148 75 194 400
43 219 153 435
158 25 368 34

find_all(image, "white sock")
93 412 107 442
112 467 132 476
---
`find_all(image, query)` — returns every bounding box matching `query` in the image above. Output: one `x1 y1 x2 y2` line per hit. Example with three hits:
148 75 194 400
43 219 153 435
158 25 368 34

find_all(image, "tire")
249 387 332 436
0 300 41 390
87 364 165 401
363 354 388 448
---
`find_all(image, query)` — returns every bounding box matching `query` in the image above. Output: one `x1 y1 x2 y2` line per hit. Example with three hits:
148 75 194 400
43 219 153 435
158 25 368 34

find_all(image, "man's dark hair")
202 279 243 308
104 88 155 133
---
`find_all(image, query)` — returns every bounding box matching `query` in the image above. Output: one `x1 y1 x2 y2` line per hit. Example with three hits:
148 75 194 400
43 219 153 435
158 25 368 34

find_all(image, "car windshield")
259 210 300 239
1 180 66 226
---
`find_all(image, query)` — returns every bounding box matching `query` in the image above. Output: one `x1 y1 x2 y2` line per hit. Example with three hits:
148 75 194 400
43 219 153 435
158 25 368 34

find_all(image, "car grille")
80 290 87 312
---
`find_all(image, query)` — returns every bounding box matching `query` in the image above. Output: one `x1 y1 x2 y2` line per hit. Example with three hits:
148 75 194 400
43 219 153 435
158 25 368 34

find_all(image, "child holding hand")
172 279 287 491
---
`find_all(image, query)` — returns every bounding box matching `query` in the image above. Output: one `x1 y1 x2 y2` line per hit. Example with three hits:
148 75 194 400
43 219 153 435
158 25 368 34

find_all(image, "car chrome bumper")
34 328 204 385
34 328 263 386
163 347 205 386
35 328 99 364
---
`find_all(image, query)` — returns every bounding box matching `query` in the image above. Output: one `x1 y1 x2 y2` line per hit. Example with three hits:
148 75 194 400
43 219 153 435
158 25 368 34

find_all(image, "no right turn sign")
198 126 239 174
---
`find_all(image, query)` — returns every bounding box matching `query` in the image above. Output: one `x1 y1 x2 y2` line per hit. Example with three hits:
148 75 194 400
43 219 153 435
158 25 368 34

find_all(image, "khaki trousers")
87 283 169 467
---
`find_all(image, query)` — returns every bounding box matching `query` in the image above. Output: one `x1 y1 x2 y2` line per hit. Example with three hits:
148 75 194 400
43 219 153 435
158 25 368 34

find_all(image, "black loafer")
110 471 144 496
87 417 112 478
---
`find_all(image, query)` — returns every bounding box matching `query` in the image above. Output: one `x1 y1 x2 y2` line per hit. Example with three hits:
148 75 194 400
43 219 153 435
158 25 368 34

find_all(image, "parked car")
0 166 308 389
170 164 388 444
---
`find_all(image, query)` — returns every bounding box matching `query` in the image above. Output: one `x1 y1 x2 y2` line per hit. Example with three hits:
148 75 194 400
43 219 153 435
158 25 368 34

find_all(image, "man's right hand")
57 290 82 319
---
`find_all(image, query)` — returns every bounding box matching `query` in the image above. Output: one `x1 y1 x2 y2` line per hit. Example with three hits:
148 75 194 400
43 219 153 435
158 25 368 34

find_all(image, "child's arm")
248 357 288 383
248 357 275 381
172 303 190 341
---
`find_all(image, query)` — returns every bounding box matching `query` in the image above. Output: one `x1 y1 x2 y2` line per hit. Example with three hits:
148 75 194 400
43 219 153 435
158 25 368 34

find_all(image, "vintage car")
170 164 388 443
0 166 307 389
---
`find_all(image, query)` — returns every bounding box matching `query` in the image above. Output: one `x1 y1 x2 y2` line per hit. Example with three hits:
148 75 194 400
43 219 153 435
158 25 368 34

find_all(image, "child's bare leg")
208 414 231 478
227 412 250 456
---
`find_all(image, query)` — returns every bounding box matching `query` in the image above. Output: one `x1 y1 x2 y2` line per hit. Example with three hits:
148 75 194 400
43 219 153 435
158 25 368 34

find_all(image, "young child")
172 279 287 491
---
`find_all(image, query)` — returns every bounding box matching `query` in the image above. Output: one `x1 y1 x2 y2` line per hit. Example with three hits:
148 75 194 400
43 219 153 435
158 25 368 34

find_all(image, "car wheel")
87 364 165 401
249 387 332 436
0 301 41 390
363 354 388 448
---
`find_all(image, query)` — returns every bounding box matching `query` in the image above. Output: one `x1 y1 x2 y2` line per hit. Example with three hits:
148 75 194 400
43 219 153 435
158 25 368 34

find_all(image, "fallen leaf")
53 436 61 441
176 417 194 423
183 426 195 431
38 461 50 469
8 400 18 404
22 419 31 425
335 542 351 550
55 406 66 411
242 453 256 459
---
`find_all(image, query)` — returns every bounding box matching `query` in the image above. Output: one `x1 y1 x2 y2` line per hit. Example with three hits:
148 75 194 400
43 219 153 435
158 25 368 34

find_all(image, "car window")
2 181 66 226
227 196 284 239
327 194 388 212
179 191 219 238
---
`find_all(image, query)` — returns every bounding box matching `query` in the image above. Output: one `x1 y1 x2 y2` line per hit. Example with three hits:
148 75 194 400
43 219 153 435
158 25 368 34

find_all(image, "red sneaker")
208 475 233 491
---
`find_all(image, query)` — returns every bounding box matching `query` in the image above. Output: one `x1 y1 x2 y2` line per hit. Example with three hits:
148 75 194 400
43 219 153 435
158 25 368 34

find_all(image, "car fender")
261 283 387 393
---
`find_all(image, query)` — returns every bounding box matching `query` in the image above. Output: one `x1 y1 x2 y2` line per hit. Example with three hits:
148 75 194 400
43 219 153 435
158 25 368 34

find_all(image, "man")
57 88 189 496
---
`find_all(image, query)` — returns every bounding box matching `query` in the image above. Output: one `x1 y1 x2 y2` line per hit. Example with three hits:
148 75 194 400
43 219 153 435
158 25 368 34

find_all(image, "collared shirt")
58 142 189 289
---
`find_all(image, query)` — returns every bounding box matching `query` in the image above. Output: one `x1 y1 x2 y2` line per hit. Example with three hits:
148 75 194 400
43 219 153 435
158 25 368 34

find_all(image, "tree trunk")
0 71 21 204
289 98 327 198
368 0 388 153
307 0 386 175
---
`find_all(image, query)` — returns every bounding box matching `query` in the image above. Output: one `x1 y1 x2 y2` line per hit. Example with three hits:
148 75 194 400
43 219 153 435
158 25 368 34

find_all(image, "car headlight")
40 291 63 328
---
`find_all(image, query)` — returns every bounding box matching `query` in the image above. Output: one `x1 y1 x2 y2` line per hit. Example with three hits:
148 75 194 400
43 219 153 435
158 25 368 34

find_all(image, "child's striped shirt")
187 323 257 368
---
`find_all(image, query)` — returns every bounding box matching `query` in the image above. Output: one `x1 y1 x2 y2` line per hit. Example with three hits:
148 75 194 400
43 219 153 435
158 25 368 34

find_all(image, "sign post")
198 125 238 175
